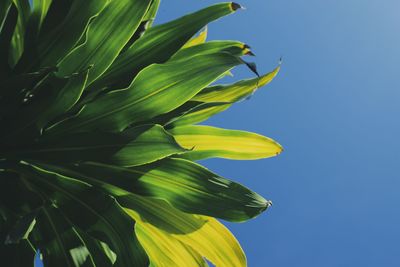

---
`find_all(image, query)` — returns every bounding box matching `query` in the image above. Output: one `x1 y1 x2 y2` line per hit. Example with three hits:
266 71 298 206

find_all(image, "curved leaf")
49 52 243 133
0 1 12 30
89 2 242 90
27 164 207 235
36 0 108 68
0 3 17 77
164 66 280 127
135 219 208 267
170 125 283 160
129 209 246 267
193 65 281 103
35 206 95 267
32 205 116 267
165 101 231 128
37 68 89 129
61 158 270 222
171 40 250 61
57 0 152 83
9 0 30 66
18 163 149 267
6 125 184 167
119 0 161 54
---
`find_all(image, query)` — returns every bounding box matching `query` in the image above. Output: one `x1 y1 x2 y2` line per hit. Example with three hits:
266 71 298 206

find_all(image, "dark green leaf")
9 0 30 66
0 3 17 77
19 163 149 267
4 210 37 244
0 0 12 31
36 0 107 68
37 68 89 129
0 240 36 267
33 205 116 267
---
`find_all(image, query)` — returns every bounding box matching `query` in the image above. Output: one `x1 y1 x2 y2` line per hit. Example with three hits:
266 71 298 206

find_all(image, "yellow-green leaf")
129 209 246 267
170 125 283 160
182 26 208 48
193 65 281 103
135 222 208 267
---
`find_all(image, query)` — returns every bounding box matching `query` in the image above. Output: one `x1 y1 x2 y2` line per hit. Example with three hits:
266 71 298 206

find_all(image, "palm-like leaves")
0 1 282 266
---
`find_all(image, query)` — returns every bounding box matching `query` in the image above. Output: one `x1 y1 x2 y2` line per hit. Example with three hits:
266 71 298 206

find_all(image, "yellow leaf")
127 203 246 267
183 26 208 48
172 216 246 267
136 221 208 267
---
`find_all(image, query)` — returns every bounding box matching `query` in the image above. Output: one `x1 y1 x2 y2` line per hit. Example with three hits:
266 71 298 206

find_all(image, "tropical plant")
0 0 282 266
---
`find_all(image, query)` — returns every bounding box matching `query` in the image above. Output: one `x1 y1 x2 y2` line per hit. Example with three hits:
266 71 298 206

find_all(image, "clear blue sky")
157 1 400 266
36 1 400 266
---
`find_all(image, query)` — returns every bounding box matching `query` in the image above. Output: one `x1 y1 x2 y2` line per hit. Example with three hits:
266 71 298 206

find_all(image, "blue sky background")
158 1 400 266
36 0 400 266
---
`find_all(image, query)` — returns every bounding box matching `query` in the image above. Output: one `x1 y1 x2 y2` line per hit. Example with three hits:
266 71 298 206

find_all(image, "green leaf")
169 125 283 160
164 101 231 128
58 158 271 222
0 71 70 141
129 209 247 267
0 0 12 30
36 0 108 68
171 40 251 61
193 65 281 103
9 0 30 66
142 0 160 26
119 0 161 54
33 205 116 267
135 221 208 267
26 163 207 235
34 206 94 267
89 2 242 91
4 210 37 244
160 65 281 127
0 171 43 218
121 196 208 235
31 0 52 30
6 125 184 167
19 163 149 267
49 52 243 134
57 0 152 84
37 68 89 129
0 3 17 77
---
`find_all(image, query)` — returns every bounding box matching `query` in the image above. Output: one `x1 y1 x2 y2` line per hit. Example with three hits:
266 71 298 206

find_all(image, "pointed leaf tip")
245 61 260 77
242 44 255 56
231 3 243 11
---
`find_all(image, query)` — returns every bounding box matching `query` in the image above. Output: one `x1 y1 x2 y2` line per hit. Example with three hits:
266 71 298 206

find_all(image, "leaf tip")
231 2 244 11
